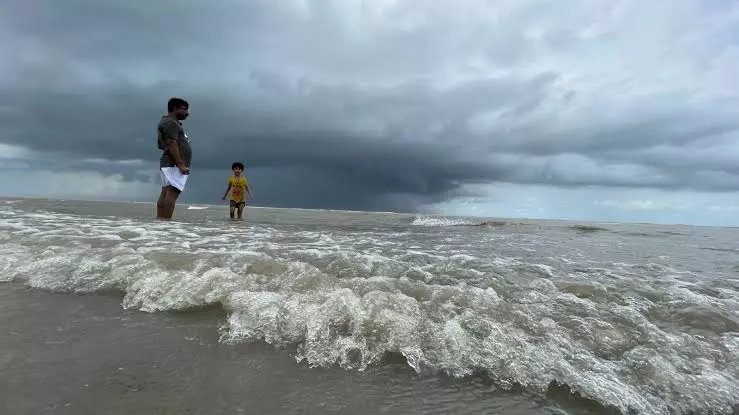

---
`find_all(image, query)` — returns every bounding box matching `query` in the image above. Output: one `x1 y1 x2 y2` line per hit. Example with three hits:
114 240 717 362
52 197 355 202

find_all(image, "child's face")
233 167 243 176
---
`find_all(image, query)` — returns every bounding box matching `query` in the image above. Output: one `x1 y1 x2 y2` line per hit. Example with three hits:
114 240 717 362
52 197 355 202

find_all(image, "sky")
1 0 739 226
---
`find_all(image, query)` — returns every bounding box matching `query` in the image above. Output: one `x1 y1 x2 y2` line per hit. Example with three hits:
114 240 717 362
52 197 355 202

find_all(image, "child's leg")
237 203 245 219
229 201 236 219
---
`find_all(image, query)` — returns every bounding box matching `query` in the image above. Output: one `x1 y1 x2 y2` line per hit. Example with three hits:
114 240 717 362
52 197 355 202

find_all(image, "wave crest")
411 216 506 227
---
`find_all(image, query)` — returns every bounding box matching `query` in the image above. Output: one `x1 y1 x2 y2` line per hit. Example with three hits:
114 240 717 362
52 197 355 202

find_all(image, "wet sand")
0 284 593 415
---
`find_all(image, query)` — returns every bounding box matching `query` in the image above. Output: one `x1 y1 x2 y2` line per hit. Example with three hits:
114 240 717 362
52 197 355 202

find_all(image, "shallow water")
1 198 738 414
2 284 570 415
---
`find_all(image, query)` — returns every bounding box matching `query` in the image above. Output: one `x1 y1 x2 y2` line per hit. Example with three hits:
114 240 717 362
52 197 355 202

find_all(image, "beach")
1 198 737 414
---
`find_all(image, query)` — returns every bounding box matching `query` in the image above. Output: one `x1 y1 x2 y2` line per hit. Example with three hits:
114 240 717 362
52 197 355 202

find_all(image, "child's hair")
232 162 245 170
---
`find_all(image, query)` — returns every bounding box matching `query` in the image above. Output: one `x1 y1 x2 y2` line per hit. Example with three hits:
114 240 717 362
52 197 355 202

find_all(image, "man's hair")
167 97 189 112
232 162 245 170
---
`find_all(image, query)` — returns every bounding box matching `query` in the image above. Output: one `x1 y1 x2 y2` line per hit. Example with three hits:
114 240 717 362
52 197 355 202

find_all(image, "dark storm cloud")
1 0 738 210
0 73 551 201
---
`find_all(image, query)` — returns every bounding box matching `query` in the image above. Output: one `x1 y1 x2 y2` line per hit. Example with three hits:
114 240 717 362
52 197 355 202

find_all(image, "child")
221 162 253 219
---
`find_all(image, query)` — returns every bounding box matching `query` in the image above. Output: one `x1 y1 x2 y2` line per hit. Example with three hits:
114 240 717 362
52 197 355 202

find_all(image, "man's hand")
177 163 189 175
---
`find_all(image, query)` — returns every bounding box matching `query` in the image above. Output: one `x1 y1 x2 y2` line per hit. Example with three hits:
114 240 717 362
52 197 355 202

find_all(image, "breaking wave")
411 215 506 227
1 205 738 414
569 225 610 233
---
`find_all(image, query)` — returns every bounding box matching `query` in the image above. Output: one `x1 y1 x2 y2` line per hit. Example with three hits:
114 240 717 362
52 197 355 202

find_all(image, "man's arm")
166 140 188 174
161 120 188 174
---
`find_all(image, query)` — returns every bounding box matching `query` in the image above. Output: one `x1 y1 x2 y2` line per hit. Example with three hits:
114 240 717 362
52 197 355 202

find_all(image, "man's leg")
160 186 181 219
156 187 167 218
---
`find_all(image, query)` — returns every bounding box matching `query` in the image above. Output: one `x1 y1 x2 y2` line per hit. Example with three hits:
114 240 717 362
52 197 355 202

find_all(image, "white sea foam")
0 205 738 414
411 215 478 227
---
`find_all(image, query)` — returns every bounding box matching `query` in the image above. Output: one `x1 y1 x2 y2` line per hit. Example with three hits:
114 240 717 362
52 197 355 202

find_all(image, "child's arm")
221 183 232 200
246 185 254 200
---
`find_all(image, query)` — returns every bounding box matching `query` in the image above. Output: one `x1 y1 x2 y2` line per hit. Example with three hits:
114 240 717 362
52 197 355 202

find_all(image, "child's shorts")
230 200 245 208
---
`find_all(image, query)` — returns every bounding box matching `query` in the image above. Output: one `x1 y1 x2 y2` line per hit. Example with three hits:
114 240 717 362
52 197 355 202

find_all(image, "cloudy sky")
1 0 738 226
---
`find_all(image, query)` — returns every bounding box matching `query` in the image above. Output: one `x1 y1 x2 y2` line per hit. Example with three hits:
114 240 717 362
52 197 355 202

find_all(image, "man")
156 97 191 219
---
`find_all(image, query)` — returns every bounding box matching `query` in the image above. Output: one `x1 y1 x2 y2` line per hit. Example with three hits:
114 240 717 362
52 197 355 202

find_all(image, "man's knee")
164 186 181 199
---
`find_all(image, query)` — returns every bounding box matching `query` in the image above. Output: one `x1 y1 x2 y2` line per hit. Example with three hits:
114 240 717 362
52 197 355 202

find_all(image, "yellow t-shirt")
228 176 248 203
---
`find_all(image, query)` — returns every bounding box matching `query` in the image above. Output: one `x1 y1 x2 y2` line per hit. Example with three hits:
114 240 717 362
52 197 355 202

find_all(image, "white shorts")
160 167 188 192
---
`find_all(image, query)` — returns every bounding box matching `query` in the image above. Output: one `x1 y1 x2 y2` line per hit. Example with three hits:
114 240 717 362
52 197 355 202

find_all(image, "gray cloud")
1 0 739 211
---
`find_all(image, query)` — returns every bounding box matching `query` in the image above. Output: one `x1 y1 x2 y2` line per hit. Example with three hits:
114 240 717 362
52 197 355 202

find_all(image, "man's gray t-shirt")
158 115 192 168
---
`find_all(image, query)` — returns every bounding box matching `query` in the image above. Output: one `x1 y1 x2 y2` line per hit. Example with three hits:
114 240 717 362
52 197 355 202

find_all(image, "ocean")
1 197 737 415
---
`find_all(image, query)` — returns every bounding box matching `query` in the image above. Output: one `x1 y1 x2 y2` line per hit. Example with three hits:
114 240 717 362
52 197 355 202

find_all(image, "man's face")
174 105 189 120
